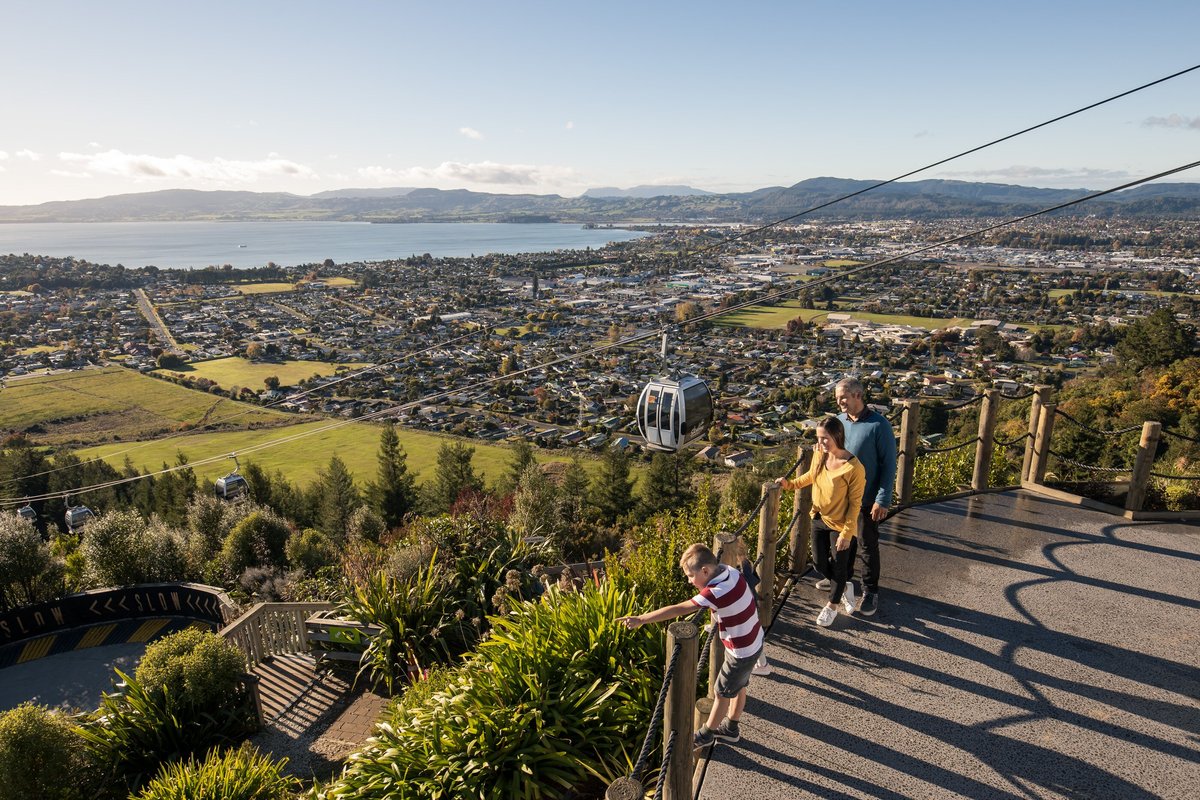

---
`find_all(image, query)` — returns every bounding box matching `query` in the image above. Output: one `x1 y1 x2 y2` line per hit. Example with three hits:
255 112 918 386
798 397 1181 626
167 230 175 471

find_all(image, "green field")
232 282 296 295
157 357 369 389
716 300 973 330
0 367 288 445
77 420 603 489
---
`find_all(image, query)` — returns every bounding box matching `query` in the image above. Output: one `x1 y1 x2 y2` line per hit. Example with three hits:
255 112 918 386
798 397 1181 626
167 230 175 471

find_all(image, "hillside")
2 179 1200 224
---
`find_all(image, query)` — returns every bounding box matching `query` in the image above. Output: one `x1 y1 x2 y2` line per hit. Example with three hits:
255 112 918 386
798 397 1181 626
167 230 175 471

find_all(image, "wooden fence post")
756 481 780 629
972 389 1000 491
1029 402 1056 484
1022 386 1052 482
896 399 921 505
1125 421 1162 512
664 620 698 800
788 446 813 575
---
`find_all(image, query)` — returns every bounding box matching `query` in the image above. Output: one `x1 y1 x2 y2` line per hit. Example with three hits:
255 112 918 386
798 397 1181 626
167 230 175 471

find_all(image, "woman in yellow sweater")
775 417 866 627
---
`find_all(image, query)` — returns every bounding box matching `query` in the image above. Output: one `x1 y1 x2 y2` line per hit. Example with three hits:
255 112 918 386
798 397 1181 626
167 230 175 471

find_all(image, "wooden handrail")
219 601 334 670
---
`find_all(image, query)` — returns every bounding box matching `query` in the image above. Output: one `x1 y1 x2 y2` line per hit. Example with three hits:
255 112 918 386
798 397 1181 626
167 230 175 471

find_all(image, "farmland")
155 357 369 389
0 367 289 445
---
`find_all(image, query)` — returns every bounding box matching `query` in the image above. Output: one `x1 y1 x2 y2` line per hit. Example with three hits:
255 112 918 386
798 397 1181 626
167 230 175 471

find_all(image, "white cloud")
358 160 581 190
0 151 8 160
1143 114 1200 131
56 149 319 184
16 149 42 161
50 169 92 179
935 164 1134 188
459 127 484 140
565 121 575 130
88 142 103 149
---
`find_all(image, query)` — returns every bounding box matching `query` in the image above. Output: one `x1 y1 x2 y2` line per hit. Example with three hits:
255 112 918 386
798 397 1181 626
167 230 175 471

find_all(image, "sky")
1 0 1199 206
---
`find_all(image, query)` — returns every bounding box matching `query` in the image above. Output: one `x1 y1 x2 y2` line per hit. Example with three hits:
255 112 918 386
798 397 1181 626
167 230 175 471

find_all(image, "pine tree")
495 439 536 497
366 423 418 528
637 451 695 519
316 455 362 542
589 446 635 525
429 442 484 513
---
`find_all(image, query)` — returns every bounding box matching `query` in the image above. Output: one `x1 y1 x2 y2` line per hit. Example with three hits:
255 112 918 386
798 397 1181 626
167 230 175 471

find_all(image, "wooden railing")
219 601 334 670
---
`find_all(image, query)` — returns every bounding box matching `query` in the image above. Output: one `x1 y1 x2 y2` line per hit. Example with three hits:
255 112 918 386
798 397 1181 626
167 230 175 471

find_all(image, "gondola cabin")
215 473 248 502
637 375 713 452
17 504 36 524
64 505 94 534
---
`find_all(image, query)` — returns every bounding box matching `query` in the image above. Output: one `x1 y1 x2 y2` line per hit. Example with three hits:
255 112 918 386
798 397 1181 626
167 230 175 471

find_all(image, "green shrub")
132 743 298 800
79 510 186 588
219 509 291 578
0 703 92 800
0 515 65 611
136 628 247 712
318 584 664 800
286 528 337 574
79 631 256 796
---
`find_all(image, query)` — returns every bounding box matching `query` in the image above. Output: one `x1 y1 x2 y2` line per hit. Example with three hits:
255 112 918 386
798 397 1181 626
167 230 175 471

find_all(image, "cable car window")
682 382 713 427
659 391 674 430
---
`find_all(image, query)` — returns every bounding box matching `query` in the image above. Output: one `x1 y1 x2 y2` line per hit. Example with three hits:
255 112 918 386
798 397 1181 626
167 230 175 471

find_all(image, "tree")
0 516 62 611
589 446 635 525
80 510 185 588
264 375 281 391
156 352 186 370
1115 309 1196 372
637 451 695 519
495 439 536 497
315 455 362 541
219 508 291 578
366 423 418 528
428 442 484 514
246 341 265 360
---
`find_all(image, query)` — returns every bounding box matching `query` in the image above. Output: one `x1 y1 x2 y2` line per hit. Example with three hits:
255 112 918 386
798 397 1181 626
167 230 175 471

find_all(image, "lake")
0 221 649 269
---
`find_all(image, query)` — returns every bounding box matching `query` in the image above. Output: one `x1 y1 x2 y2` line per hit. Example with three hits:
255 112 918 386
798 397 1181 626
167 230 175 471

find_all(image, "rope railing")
993 432 1032 447
922 437 980 454
1052 408 1142 437
654 730 680 800
630 640 682 783
1047 449 1133 474
1148 471 1200 481
1161 427 1200 445
998 389 1037 400
943 394 987 410
695 620 714 681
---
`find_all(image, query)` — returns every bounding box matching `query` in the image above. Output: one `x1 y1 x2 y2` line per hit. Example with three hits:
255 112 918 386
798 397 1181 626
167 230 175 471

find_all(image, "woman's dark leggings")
813 517 859 604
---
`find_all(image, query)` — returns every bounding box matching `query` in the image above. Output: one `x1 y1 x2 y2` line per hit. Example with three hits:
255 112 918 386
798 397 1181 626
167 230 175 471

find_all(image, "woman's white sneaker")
816 605 838 627
841 581 857 615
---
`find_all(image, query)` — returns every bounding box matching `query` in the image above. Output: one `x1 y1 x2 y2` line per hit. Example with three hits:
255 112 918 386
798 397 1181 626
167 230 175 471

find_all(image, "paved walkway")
250 653 390 782
699 490 1200 799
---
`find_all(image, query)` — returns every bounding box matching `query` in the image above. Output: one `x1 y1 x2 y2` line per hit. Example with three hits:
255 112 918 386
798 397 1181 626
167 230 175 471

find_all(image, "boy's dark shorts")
716 646 763 698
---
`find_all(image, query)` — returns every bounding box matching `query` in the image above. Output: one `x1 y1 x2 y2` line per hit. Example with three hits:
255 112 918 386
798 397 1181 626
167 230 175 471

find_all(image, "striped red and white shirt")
690 564 763 658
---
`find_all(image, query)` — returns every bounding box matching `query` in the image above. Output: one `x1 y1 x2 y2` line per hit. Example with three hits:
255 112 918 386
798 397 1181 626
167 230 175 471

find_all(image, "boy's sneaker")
814 577 832 590
693 727 715 748
752 657 772 676
713 718 740 743
816 604 838 627
841 581 857 615
858 591 878 616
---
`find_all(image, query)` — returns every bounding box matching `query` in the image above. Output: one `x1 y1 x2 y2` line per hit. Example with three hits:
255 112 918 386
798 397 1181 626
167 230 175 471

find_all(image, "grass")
156 357 369 389
715 300 973 330
77 421 605 488
231 282 296 295
823 259 864 267
0 367 288 445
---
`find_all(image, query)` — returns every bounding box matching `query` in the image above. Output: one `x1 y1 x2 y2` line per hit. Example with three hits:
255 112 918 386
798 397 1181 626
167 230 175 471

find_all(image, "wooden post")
605 778 643 800
788 446 813 576
896 400 920 505
756 481 780 629
1022 386 1052 482
972 389 1000 491
1029 403 1056 484
707 531 737 697
1125 421 1162 512
664 620 698 800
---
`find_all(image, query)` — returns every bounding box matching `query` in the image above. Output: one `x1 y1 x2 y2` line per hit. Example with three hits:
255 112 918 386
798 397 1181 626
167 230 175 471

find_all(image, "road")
133 288 185 355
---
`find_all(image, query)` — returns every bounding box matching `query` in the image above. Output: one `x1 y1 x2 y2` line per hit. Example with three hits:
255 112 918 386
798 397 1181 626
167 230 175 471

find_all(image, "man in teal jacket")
831 377 897 616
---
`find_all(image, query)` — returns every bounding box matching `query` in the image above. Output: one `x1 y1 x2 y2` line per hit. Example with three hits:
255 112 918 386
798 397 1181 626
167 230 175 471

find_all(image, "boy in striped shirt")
619 543 764 747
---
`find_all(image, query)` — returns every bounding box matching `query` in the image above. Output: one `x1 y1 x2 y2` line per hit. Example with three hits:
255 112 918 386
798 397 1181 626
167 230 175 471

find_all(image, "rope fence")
993 432 1032 447
1148 471 1200 482
630 640 682 783
1052 409 1142 437
1162 428 1200 445
1047 450 1133 474
922 438 979 454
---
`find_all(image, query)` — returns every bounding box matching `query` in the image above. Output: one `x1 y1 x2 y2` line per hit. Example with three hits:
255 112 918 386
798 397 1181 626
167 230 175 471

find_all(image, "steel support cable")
1052 408 1142 437
676 62 1200 256
0 325 489 489
1047 450 1132 474
12 160 1200 508
1162 428 1200 445
631 640 683 783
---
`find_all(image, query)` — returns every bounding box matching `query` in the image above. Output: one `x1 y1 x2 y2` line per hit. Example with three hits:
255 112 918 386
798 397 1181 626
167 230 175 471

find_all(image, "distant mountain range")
3 178 1199 224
